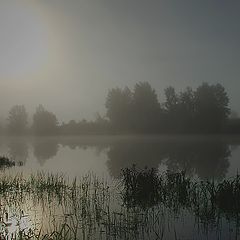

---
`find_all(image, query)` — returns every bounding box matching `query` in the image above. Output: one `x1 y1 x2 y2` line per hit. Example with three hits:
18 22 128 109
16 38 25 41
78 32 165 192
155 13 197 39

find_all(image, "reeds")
0 156 15 169
0 167 239 239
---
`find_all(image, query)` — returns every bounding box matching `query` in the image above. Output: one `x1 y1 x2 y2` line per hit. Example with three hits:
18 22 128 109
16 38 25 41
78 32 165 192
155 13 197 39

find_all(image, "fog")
0 0 239 122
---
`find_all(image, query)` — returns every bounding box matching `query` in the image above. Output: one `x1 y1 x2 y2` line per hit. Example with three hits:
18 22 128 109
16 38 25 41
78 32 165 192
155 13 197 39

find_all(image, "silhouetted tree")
7 105 28 134
194 83 230 133
230 110 239 119
164 87 179 132
164 87 178 112
94 113 110 133
132 82 161 132
105 87 133 131
178 87 195 132
227 118 240 134
163 86 195 132
163 84 230 133
32 105 58 135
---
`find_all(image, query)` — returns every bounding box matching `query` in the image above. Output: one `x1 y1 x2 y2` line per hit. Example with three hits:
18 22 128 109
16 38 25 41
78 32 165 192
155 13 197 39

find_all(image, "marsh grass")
0 167 239 239
121 166 240 225
0 156 15 169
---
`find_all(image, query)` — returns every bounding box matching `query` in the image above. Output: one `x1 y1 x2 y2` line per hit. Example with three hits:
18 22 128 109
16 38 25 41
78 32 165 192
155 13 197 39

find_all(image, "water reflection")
8 139 28 166
33 138 59 166
0 136 238 180
107 138 231 180
107 141 162 177
0 169 239 240
164 141 231 179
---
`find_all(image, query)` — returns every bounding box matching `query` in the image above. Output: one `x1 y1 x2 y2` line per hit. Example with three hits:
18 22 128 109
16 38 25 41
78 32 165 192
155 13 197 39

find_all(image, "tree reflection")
107 140 164 178
8 139 28 166
106 137 231 180
164 140 230 180
33 138 59 166
4 136 232 180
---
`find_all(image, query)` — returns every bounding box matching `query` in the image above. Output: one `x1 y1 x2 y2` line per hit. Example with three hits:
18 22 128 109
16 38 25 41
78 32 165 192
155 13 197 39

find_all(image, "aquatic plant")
0 156 15 169
0 167 239 239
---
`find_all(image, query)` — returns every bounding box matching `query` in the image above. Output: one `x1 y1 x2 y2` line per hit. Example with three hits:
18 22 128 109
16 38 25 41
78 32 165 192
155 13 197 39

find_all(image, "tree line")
106 82 232 133
2 104 109 135
5 104 58 135
1 82 239 135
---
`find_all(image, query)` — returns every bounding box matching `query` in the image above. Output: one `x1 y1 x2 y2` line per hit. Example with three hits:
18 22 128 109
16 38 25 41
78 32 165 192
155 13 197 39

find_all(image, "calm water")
0 135 240 239
0 135 240 179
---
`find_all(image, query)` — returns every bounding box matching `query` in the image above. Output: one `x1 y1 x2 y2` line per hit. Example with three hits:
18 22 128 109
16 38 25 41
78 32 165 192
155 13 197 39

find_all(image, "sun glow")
0 0 65 84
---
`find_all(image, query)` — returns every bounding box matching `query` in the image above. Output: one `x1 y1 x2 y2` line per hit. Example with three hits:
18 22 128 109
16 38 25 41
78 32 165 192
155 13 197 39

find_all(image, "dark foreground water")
0 135 240 239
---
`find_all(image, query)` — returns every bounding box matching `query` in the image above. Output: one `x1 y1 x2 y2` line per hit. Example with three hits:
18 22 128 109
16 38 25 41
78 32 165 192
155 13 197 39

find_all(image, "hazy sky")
0 0 239 122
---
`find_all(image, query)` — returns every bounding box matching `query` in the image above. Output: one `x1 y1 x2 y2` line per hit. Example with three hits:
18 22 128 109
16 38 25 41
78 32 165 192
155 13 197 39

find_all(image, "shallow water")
0 135 240 239
0 135 240 179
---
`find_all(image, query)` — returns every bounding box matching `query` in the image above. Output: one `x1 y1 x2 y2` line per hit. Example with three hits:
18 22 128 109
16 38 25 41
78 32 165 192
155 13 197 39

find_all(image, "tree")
194 83 230 133
230 110 238 119
32 105 58 135
7 105 28 134
105 82 162 133
164 87 180 132
105 87 133 131
132 82 161 132
164 86 178 113
177 87 195 132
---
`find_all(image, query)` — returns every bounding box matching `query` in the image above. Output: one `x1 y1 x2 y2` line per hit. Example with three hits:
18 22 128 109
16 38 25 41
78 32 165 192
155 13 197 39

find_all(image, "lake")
0 135 240 239
0 135 240 179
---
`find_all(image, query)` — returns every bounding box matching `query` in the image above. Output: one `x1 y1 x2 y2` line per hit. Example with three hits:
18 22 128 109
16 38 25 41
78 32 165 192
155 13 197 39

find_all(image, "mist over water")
0 135 239 180
0 1 240 239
